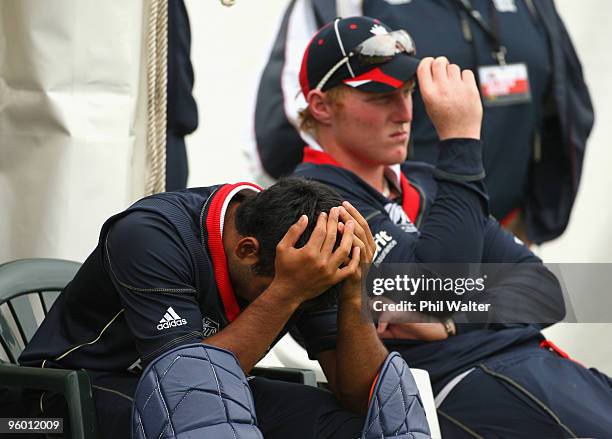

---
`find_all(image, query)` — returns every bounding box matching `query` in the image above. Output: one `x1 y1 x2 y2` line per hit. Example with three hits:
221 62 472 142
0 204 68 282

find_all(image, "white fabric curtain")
0 0 148 263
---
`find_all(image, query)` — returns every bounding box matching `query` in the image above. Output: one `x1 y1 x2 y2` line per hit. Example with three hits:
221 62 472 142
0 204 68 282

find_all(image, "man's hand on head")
336 201 376 298
417 56 483 141
339 201 376 265
269 207 360 307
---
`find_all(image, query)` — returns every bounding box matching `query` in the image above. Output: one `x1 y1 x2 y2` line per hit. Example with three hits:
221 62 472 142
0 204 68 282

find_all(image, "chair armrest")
251 366 318 387
0 363 98 439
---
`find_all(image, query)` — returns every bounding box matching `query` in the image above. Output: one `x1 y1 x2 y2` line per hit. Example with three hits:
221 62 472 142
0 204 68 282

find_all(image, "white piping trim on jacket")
41 309 125 369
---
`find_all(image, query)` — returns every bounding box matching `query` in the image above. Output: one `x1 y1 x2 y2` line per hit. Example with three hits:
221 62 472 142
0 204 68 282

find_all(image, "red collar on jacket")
303 146 421 223
205 182 261 322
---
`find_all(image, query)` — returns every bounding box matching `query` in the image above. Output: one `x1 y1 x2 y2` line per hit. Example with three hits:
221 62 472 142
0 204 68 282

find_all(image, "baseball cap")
299 16 420 97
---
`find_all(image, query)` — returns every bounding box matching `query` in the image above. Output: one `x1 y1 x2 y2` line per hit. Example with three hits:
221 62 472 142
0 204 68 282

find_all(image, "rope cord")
145 0 236 195
145 0 168 195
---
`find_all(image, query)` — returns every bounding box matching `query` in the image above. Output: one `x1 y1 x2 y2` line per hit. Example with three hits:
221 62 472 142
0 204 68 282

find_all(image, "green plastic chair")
0 258 97 439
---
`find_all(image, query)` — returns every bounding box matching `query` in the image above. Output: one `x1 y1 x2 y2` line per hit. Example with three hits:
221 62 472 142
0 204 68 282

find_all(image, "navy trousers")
437 344 612 438
30 373 363 438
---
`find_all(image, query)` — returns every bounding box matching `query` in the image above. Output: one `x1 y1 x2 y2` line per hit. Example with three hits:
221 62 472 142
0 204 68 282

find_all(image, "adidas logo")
156 307 188 331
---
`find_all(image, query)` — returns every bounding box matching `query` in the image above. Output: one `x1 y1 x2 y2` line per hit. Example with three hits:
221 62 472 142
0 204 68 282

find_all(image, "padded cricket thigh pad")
132 343 263 439
362 352 431 439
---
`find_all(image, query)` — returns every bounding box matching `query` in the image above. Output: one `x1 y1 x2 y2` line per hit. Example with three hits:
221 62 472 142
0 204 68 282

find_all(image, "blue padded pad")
132 343 263 439
362 352 431 439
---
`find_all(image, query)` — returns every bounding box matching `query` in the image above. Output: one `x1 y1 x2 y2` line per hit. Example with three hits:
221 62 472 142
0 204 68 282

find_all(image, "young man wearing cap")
292 16 612 438
18 178 431 438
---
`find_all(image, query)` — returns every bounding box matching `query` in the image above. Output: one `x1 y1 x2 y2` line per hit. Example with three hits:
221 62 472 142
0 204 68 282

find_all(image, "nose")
392 91 413 124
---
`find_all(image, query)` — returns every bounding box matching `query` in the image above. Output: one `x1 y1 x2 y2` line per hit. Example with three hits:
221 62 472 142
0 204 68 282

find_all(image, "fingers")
345 201 375 250
338 206 366 243
304 211 328 250
336 244 360 281
416 57 434 91
418 56 451 85
377 321 389 334
431 56 449 82
321 207 339 254
340 201 368 234
332 219 355 266
461 68 476 85
348 234 367 266
332 211 367 268
277 215 308 249
419 56 470 86
447 63 461 81
340 201 375 259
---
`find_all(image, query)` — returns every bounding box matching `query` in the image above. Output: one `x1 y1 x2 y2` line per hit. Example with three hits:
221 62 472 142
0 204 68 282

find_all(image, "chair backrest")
0 258 80 364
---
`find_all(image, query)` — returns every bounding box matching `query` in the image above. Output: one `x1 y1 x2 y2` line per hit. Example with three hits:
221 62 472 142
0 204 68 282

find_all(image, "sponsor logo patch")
370 24 389 36
384 202 418 233
157 306 188 331
202 316 220 338
373 230 398 264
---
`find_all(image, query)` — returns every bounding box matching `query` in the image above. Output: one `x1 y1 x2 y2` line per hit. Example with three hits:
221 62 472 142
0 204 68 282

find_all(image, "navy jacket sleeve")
525 0 594 243
474 217 566 329
104 210 204 364
291 307 339 360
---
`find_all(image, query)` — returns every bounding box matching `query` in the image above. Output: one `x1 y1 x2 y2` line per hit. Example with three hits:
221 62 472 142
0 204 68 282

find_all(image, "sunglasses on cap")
315 29 417 91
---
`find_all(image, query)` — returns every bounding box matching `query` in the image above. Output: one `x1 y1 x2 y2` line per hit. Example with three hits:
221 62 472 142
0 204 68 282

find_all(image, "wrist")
441 318 456 337
263 281 303 312
435 138 485 180
438 131 481 142
339 279 362 303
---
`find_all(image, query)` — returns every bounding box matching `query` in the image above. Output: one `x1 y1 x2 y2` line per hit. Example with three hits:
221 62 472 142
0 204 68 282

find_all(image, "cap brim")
342 54 420 93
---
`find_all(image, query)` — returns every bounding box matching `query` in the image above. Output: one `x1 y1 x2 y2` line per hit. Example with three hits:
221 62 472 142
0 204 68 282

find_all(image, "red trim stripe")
300 22 334 96
299 42 313 96
540 339 585 367
344 67 403 89
368 371 381 404
205 182 261 322
500 207 520 227
303 146 341 167
399 173 420 223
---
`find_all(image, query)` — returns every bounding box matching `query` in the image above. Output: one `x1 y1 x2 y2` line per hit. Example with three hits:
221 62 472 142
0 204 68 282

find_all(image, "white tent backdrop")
0 0 148 263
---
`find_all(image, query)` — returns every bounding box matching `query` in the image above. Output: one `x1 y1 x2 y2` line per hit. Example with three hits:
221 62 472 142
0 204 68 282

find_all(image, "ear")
234 236 260 265
307 89 334 126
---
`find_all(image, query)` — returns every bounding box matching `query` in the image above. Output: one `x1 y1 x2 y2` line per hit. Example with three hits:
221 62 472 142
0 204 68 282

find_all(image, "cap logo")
370 24 388 36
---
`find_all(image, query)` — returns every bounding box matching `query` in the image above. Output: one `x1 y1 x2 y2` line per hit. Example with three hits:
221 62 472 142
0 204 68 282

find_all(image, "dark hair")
235 177 344 277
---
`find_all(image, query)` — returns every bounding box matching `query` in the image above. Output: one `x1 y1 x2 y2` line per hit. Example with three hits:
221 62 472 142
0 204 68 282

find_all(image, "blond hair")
298 86 348 133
